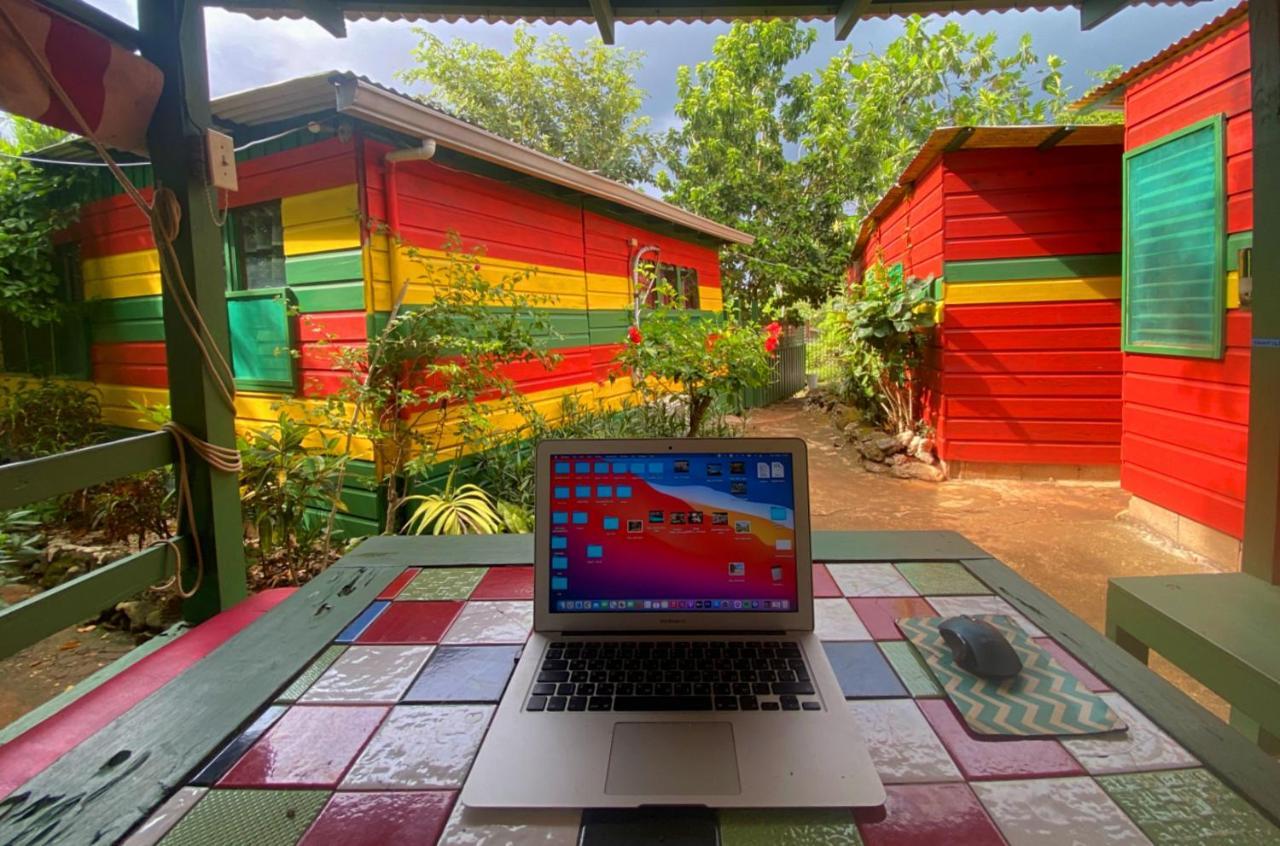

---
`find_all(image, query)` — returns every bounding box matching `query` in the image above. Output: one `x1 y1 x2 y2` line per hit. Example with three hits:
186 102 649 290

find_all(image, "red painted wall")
1121 14 1252 539
859 160 944 280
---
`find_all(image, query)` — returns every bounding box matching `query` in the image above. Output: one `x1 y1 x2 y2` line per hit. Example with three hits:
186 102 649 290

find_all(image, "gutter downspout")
383 140 437 301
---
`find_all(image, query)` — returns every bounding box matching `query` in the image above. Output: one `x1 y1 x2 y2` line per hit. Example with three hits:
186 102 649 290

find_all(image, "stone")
872 435 904 456
890 462 945 482
858 441 886 462
890 453 910 466
862 460 892 475
913 448 936 465
909 435 925 453
896 431 915 449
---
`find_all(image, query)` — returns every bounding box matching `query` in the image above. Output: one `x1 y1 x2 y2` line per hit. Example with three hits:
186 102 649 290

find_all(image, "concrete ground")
746 397 1230 719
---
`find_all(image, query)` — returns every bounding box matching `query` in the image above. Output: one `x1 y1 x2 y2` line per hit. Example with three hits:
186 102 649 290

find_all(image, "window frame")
224 286 298 393
1121 113 1226 360
224 199 287 293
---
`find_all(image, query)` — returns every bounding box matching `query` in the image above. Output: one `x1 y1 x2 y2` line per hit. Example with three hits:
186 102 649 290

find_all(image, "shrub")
0 379 104 460
88 471 173 549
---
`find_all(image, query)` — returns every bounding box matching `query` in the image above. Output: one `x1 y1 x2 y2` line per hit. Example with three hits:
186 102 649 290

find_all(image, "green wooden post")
139 0 247 619
1244 0 1280 585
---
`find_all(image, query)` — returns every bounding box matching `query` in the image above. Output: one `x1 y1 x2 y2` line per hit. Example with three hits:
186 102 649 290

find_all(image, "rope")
161 422 243 599
0 3 238 412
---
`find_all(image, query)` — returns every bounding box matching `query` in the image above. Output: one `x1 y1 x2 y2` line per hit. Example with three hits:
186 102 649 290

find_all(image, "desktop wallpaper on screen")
547 452 797 613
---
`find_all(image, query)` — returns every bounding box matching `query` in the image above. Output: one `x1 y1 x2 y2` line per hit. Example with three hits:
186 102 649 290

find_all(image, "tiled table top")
81 560 1280 844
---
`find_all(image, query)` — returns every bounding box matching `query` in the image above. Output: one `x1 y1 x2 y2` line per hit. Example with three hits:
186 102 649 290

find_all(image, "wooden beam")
1080 0 1128 30
298 0 346 36
943 126 976 152
0 543 175 661
834 0 873 41
138 0 248 620
0 431 173 511
1037 125 1076 151
588 0 614 44
1243 0 1280 584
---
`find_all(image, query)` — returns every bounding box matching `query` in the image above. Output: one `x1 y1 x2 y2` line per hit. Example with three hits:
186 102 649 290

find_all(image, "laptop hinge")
556 629 791 636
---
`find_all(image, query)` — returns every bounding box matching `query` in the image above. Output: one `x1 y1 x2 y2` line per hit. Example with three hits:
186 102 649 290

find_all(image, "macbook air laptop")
462 437 886 808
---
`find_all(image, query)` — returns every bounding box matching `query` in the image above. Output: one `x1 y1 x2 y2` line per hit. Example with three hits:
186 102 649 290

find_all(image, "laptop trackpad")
604 722 741 796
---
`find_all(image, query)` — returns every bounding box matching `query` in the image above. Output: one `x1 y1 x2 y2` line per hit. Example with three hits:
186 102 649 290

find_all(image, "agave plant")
401 468 503 536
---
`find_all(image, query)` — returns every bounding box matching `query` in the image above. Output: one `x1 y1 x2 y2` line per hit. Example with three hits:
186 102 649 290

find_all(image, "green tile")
158 789 329 846
1096 768 1280 845
398 567 488 600
720 809 863 846
275 645 346 703
894 561 990 596
878 641 944 698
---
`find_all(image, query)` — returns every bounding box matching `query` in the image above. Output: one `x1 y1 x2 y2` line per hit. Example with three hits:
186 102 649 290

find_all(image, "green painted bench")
1106 572 1280 754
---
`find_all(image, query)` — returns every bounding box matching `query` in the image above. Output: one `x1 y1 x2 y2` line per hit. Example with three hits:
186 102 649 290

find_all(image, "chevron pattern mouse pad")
898 615 1125 737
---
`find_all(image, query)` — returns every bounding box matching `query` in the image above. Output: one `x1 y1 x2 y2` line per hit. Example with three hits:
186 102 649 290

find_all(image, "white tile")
1061 693 1198 774
438 801 581 845
342 704 494 789
927 596 1047 638
300 645 434 703
443 601 534 645
121 787 207 846
973 777 1152 845
826 563 918 597
848 699 962 784
814 598 873 641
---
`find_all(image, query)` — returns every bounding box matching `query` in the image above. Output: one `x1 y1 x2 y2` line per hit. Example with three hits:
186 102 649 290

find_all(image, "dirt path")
746 398 1228 717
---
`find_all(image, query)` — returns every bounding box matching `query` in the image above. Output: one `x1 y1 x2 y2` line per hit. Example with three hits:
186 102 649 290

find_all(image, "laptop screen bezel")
533 437 814 633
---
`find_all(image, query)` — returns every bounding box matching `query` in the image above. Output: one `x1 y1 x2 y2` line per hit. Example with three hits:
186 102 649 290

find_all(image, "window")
223 200 295 391
642 262 701 310
0 244 89 378
1123 115 1225 358
225 201 285 291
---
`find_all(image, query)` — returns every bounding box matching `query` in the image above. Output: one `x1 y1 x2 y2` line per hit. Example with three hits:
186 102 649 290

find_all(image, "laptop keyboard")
525 639 821 713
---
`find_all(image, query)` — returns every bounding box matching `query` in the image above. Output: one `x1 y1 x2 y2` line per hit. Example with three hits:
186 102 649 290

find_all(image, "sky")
79 0 1237 133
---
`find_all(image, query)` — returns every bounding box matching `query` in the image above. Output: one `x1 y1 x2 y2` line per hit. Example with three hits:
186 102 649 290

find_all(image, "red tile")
299 790 456 846
856 783 1005 846
849 596 936 641
470 566 534 600
357 601 463 644
377 568 420 600
1034 638 1111 692
812 564 841 598
916 698 1085 781
220 705 387 787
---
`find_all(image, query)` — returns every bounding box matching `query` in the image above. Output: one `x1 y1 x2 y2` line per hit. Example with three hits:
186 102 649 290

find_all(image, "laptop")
461 437 886 808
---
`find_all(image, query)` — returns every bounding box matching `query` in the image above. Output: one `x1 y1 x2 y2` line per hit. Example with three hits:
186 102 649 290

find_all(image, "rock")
896 430 915 448
920 438 935 454
862 459 892 475
872 435 904 456
912 448 936 465
144 606 167 630
858 440 886 462
890 461 945 482
116 600 148 630
908 434 925 453
890 452 910 466
832 405 862 430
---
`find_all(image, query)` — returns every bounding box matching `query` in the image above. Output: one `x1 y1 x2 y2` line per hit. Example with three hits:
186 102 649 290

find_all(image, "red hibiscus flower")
705 332 721 351
765 321 782 338
764 335 779 354
628 325 643 345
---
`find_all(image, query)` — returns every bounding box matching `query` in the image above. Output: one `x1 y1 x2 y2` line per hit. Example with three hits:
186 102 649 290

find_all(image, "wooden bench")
1106 572 1280 754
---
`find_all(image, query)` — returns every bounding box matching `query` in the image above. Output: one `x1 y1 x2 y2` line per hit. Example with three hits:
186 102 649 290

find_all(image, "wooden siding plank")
1123 403 1250 462
1122 432 1247 501
943 278 1121 304
1122 462 1245 538
947 397 1121 421
943 373 1122 398
1123 372 1251 425
945 350 1121 374
285 249 364 286
1124 348 1252 386
943 300 1120 329
945 442 1120 464
944 254 1122 283
942 326 1119 352
943 419 1121 443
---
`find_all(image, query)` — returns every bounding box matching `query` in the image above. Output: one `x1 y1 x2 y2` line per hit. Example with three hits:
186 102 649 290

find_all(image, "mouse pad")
898 615 1125 737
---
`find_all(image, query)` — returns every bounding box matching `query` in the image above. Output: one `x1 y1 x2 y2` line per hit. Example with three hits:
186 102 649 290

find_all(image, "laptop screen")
546 451 797 613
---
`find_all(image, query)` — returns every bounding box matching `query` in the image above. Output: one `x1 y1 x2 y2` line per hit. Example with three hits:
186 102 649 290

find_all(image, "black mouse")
938 615 1023 679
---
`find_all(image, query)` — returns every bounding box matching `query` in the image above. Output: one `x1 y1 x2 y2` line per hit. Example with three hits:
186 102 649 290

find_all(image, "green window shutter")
226 288 296 392
51 244 91 379
1123 115 1225 359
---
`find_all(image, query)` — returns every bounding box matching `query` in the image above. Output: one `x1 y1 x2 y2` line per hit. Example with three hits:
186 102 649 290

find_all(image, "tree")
398 25 660 185
0 112 69 156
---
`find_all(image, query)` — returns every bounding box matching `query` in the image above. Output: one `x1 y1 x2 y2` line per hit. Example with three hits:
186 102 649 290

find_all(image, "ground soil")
746 397 1230 720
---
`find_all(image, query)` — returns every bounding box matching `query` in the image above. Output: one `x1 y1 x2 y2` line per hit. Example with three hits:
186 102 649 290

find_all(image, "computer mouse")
938 615 1023 679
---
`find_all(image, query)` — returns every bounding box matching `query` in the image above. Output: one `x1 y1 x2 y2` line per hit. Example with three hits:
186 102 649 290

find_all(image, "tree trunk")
687 393 712 437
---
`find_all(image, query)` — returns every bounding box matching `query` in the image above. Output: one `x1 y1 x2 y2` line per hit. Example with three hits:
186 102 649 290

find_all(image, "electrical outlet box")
205 129 238 192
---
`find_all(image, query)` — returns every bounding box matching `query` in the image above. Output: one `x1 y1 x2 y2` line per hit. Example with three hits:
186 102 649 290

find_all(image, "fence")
742 326 807 409
803 321 843 388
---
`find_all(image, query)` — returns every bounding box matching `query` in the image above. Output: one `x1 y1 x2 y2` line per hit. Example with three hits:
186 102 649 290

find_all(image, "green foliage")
1054 64 1126 125
88 471 173 549
616 292 775 436
0 509 43 566
398 25 660 185
0 379 105 459
402 467 503 536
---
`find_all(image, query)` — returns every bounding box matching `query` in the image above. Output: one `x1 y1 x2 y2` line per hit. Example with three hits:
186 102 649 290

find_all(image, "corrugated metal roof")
851 123 1125 260
1071 0 1248 112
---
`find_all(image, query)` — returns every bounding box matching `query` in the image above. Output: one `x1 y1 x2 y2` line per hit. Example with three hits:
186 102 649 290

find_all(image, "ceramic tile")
1096 768 1280 845
405 645 521 703
811 564 842 598
973 777 1152 845
849 596 936 641
356 601 463 644
855 783 1005 846
580 808 718 846
721 809 862 846
438 801 582 845
377 568 420 600
276 645 347 703
848 699 962 784
300 645 434 704
336 601 390 643
297 790 456 846
894 562 990 596
398 567 487 600
926 596 1047 637
877 642 943 698
1061 693 1198 775
191 705 288 785
157 789 330 846
1034 638 1110 692
442 601 534 645
917 699 1085 781
342 704 494 789
219 705 387 787
122 787 207 846
823 641 908 698
814 598 873 641
470 566 535 600
826 563 918 597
